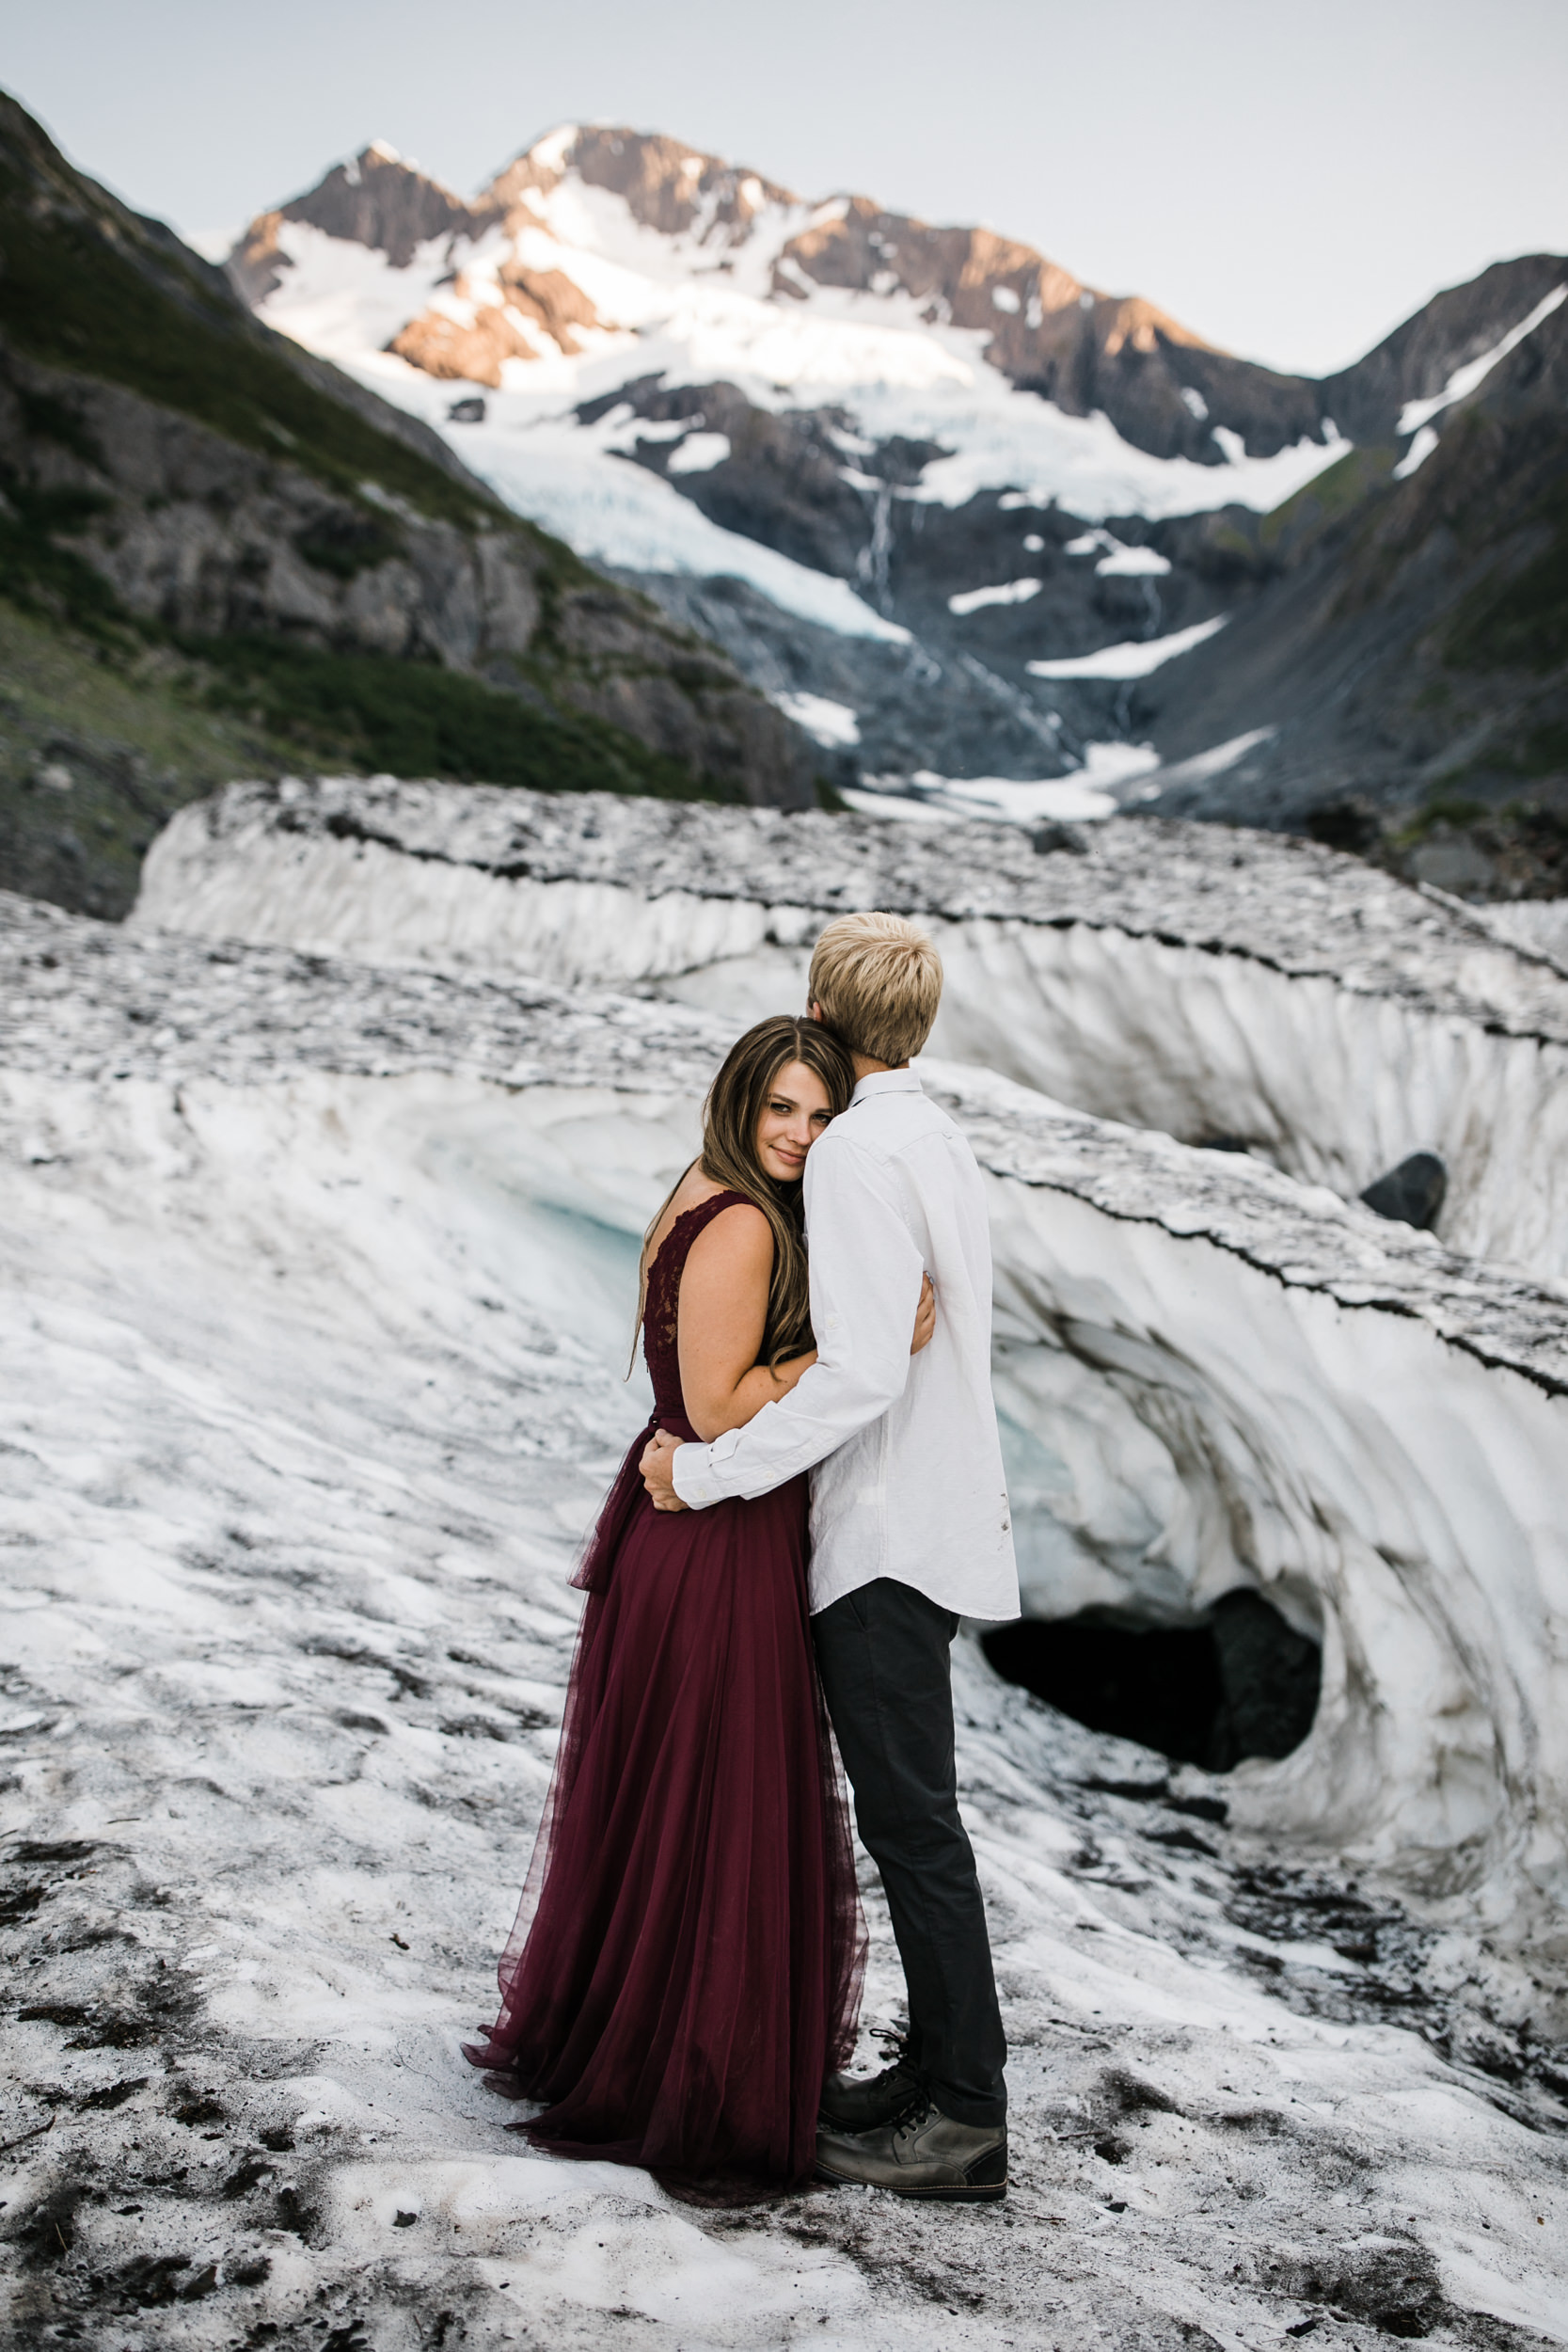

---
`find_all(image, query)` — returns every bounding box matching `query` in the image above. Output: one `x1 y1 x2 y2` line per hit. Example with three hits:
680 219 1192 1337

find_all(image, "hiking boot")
816 2095 1007 2201
818 2048 925 2133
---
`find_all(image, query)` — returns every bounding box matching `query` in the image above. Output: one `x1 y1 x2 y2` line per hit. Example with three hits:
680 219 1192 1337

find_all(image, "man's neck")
806 1006 909 1087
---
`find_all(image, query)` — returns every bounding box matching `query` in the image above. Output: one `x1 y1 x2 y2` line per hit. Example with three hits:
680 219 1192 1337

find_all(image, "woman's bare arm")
676 1204 814 1441
675 1208 937 1444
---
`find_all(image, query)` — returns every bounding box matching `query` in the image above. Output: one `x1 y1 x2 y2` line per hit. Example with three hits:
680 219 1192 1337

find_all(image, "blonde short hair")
807 912 942 1066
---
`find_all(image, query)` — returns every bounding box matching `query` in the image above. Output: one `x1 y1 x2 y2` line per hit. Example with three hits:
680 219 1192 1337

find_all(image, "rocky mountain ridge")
1140 276 1568 851
237 126 1323 466
240 127 1561 474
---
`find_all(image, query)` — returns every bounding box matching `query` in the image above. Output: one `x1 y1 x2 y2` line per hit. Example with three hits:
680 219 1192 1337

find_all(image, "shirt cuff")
671 1438 723 1508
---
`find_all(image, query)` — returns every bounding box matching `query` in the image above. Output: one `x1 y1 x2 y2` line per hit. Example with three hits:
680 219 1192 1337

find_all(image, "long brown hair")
636 1015 855 1370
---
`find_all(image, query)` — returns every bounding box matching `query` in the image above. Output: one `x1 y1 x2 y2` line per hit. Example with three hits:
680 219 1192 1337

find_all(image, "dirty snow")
131 780 1568 1289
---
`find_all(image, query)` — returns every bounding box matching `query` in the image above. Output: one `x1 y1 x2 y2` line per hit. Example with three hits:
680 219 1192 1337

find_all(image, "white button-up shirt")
671 1069 1020 1622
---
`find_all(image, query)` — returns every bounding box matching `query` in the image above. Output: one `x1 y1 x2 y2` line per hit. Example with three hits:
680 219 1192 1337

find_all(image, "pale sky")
7 0 1565 376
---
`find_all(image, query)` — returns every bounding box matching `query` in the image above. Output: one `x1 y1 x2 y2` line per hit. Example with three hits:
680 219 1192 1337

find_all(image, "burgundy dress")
466 1191 865 2195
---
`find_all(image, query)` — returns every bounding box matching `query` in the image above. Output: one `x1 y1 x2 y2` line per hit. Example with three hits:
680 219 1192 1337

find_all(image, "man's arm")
661 1136 925 1508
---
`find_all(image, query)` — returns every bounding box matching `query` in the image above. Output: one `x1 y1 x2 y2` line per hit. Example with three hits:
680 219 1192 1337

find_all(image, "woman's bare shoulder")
681 1197 773 1275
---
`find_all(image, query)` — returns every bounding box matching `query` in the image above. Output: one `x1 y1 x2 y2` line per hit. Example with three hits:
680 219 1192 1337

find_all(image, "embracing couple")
466 914 1020 2203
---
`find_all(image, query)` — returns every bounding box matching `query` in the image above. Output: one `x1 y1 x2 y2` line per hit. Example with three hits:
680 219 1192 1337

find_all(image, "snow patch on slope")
1095 540 1172 578
1394 423 1439 479
1397 281 1568 437
949 577 1042 615
663 429 730 473
1027 615 1228 680
1125 728 1281 801
769 691 861 746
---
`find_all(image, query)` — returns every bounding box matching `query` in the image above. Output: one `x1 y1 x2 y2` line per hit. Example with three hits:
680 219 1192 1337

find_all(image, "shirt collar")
849 1067 923 1107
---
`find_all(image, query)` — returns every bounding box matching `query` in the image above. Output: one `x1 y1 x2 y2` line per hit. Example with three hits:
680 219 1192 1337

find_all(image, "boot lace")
864 2020 929 2129
891 2088 935 2139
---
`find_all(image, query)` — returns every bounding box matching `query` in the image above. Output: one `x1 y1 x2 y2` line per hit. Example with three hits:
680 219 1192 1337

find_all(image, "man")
641 912 1020 2202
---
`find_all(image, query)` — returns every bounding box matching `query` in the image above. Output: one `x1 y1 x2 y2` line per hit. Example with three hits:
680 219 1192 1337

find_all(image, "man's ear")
808 1000 824 1025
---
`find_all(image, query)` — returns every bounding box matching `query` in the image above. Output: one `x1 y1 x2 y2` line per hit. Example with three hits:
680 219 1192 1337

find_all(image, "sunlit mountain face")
227 128 1568 843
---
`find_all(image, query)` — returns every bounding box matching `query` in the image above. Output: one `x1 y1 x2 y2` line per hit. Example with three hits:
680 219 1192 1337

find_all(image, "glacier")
135 779 1568 1286
6 884 1568 2345
448 404 912 642
123 782 1568 1919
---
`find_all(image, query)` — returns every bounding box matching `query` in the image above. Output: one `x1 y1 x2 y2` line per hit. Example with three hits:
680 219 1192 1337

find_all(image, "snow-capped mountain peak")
225 128 1567 826
235 122 1332 475
231 138 483 295
228 126 1347 671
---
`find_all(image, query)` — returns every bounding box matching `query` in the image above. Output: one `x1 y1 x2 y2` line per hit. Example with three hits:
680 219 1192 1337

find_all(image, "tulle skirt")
465 1423 865 2196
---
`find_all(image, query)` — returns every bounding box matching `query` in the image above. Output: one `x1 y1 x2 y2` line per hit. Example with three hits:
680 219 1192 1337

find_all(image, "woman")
466 1015 933 2198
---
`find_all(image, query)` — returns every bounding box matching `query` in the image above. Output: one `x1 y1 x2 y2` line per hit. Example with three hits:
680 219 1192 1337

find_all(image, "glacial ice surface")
6 887 1568 2346
12 891 1568 1907
135 780 1568 1283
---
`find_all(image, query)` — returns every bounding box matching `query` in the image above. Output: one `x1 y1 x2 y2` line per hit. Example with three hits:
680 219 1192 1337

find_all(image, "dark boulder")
1359 1152 1447 1231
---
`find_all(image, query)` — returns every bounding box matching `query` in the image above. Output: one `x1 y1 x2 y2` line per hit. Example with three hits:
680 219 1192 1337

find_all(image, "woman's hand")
641 1428 689 1511
911 1272 936 1355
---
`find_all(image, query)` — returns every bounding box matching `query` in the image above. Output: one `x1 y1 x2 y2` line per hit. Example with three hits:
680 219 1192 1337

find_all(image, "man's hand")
911 1271 936 1355
641 1427 689 1512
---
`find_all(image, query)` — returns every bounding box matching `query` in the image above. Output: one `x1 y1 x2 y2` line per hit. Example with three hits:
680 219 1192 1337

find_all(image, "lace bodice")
642 1190 750 1443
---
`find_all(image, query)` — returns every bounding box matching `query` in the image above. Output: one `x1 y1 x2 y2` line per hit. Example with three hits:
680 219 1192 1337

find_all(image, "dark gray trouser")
812 1577 1007 2129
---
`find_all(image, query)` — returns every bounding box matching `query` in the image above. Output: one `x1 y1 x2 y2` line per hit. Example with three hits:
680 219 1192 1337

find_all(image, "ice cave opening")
981 1591 1323 1774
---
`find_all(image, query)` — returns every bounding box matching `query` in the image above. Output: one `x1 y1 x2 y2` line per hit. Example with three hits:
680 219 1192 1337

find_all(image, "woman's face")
754 1059 836 1184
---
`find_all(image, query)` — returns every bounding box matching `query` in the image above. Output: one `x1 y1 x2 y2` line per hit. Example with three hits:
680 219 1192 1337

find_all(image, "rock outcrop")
230 140 486 302
1137 274 1568 834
